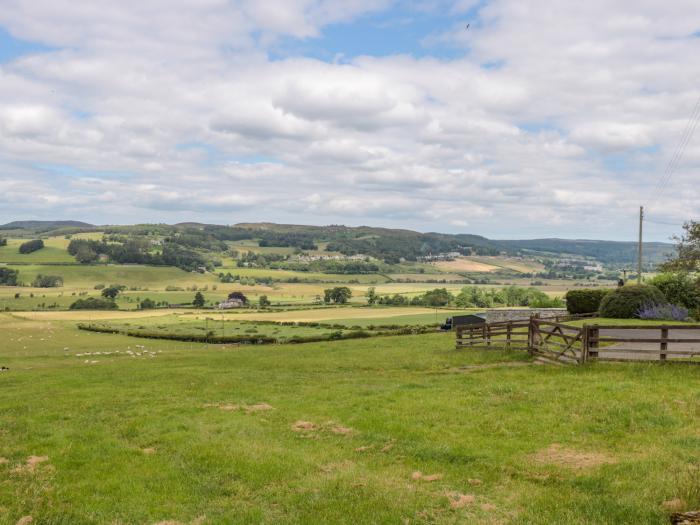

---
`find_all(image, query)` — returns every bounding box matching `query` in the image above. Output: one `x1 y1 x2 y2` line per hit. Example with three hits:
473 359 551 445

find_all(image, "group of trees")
0 268 19 286
0 237 6 247
372 285 563 308
31 274 63 288
324 287 352 304
68 238 212 272
19 239 44 254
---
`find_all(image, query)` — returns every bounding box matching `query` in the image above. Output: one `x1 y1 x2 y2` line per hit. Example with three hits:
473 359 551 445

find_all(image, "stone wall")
485 308 567 324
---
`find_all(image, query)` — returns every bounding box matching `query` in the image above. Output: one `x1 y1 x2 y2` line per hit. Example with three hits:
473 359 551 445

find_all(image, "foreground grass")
0 313 699 524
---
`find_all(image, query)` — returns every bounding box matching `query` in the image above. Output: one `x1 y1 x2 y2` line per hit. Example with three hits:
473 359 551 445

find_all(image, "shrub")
70 297 118 310
638 303 689 321
648 273 700 311
19 239 44 254
32 274 63 288
0 237 6 246
599 284 667 319
564 288 612 314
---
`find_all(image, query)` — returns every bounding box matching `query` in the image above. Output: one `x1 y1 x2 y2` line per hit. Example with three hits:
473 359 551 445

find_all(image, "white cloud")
0 0 699 239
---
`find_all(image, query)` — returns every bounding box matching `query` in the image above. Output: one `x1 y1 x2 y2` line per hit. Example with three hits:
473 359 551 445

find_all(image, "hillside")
0 220 674 265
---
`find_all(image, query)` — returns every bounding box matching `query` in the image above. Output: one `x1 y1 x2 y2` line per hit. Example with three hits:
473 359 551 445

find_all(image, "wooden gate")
528 319 586 364
456 320 530 351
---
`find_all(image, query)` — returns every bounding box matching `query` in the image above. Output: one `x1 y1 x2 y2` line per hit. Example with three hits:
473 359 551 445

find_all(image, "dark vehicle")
440 313 486 331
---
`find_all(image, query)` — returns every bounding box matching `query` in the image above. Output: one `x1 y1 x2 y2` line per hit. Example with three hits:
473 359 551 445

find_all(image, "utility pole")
637 206 644 285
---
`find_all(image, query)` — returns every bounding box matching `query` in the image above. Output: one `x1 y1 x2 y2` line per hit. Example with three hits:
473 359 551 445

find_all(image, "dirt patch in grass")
15 517 33 525
142 448 156 455
292 420 317 432
12 455 50 475
244 403 274 413
447 492 475 508
412 471 443 482
532 444 615 469
329 424 353 435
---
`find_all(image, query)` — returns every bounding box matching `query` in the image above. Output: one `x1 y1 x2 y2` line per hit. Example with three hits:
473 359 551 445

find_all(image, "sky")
1 0 699 241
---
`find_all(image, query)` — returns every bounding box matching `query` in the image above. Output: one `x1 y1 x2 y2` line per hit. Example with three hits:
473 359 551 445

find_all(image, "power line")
648 93 700 203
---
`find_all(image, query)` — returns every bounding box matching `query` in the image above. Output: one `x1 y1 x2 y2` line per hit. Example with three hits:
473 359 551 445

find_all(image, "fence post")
456 326 462 350
486 323 491 347
588 325 599 359
660 327 668 361
506 321 512 351
581 324 589 364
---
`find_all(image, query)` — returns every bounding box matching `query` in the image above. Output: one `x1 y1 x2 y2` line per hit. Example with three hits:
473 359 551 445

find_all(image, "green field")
1 313 699 524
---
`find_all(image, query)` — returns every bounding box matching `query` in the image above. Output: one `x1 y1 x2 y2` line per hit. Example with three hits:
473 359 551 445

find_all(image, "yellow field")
10 309 196 321
433 258 499 272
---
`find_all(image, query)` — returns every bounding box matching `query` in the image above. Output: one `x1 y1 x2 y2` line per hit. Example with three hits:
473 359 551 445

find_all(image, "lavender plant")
637 302 689 321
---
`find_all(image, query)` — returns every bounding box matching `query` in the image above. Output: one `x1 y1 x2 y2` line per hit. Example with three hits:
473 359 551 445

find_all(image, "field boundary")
457 315 700 365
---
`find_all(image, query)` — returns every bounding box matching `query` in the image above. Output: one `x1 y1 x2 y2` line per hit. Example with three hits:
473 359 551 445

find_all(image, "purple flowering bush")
637 303 689 321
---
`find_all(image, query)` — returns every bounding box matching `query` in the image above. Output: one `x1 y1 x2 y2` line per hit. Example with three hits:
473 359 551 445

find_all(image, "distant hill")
498 238 674 265
0 219 675 266
0 220 95 230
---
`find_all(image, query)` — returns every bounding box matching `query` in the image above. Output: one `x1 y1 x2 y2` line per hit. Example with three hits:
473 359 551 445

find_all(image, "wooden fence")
456 316 700 365
456 319 530 351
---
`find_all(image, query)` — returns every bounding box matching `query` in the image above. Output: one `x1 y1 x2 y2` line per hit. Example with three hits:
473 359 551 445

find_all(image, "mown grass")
1 313 699 524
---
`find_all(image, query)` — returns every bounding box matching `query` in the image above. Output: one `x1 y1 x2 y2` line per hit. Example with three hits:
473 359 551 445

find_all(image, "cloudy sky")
1 0 699 240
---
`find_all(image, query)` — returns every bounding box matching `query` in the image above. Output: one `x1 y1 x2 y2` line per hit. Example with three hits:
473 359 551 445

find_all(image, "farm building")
217 298 245 309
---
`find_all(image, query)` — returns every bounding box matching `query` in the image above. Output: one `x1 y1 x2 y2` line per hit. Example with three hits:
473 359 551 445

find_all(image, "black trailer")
440 313 486 331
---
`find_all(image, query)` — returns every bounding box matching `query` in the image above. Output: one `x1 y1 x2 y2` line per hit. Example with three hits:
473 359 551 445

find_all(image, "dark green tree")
193 291 205 308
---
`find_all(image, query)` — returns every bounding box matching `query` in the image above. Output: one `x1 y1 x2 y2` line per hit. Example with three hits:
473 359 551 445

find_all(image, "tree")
324 286 352 304
101 286 122 300
139 298 156 309
228 291 248 304
661 221 700 272
259 295 271 308
32 274 63 288
0 268 19 286
365 287 377 305
75 244 99 263
193 291 205 308
421 288 453 307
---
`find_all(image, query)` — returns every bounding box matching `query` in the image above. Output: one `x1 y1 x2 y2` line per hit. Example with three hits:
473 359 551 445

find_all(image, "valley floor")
0 313 698 524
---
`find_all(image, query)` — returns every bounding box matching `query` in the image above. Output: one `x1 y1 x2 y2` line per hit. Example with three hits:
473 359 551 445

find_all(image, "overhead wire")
647 93 700 204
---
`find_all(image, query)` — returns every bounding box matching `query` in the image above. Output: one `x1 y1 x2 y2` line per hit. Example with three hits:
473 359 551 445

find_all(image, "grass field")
1 313 699 524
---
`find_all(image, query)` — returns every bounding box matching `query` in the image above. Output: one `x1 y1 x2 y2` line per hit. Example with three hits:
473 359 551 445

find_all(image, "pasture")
0 312 699 524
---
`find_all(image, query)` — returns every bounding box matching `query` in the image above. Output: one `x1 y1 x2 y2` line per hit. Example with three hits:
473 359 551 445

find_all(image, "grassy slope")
1 314 699 524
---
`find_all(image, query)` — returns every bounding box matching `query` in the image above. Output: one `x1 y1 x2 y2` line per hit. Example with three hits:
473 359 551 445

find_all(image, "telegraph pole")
637 206 644 284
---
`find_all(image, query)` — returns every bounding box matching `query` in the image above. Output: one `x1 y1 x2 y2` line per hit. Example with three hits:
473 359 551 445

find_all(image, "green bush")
70 297 118 310
648 273 700 310
598 284 666 319
564 288 612 314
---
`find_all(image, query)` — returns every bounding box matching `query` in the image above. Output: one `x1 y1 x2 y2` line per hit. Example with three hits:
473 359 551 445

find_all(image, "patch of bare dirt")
0 457 8 465
13 456 49 474
481 503 497 512
468 478 482 486
142 448 156 455
204 403 239 411
355 445 373 452
292 420 316 432
16 517 33 525
380 442 395 452
244 403 274 413
663 499 686 512
329 425 353 435
531 444 615 469
153 517 205 525
447 492 475 509
412 471 443 482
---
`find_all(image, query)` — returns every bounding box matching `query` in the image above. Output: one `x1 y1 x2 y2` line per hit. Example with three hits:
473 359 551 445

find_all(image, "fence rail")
456 315 700 365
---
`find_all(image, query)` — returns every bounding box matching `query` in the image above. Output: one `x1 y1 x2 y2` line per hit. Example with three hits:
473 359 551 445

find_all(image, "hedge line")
76 323 436 345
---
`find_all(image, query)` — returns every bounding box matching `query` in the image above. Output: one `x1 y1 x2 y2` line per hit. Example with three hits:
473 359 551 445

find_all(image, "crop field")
219 267 389 284
5 264 218 289
1 312 699 524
